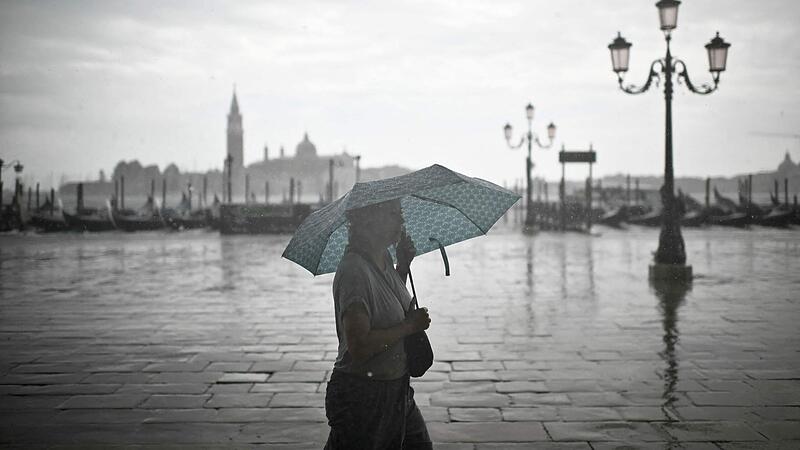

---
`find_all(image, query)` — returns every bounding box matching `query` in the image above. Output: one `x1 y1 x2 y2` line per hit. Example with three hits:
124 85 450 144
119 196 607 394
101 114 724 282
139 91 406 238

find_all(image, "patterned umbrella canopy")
282 164 520 275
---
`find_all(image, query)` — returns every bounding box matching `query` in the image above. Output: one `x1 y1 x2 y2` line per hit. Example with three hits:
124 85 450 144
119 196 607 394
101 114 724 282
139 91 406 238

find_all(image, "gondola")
756 207 794 228
627 210 662 227
598 206 627 228
707 212 749 228
29 198 69 232
64 201 116 232
162 193 209 230
680 210 707 227
112 197 165 231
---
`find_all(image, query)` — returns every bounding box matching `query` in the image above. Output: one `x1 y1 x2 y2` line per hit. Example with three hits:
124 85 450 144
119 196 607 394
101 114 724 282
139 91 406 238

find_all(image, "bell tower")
226 89 244 200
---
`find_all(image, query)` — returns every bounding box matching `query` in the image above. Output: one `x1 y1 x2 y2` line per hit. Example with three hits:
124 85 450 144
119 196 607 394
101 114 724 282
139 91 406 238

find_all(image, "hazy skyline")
2 0 799 189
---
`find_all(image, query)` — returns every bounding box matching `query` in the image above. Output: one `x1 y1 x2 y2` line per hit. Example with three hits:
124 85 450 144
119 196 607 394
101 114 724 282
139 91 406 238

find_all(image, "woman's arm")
342 303 430 364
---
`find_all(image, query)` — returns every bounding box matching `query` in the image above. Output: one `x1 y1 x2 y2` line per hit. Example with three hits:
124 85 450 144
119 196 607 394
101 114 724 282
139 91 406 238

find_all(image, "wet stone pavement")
0 225 798 449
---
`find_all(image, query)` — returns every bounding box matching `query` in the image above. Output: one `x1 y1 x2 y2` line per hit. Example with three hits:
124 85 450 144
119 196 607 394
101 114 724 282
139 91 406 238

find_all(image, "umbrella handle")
407 268 419 310
429 237 450 276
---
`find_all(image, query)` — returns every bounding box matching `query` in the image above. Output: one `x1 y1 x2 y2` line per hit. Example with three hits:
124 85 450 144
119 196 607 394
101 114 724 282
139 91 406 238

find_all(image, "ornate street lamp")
608 0 730 280
503 103 556 229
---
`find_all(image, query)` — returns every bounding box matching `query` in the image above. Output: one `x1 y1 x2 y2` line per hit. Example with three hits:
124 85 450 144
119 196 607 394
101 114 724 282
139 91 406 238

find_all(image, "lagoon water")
1 224 799 445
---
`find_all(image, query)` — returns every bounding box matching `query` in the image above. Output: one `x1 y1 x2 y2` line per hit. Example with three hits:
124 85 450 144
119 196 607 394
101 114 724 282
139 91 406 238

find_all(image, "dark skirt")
324 370 432 450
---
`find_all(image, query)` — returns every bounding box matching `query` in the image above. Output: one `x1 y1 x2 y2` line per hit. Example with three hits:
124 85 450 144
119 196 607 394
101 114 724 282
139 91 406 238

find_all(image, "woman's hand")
404 307 431 334
396 229 416 278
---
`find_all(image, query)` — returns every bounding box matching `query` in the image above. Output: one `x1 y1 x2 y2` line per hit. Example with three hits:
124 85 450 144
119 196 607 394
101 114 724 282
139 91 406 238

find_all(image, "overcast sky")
2 0 799 189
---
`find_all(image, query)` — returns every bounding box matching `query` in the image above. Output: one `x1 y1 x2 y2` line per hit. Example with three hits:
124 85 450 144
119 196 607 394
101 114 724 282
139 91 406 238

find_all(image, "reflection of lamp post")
609 0 730 279
651 277 690 409
504 103 556 228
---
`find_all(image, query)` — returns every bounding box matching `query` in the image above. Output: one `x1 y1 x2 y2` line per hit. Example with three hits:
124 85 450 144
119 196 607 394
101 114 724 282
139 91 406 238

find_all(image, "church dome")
295 133 317 159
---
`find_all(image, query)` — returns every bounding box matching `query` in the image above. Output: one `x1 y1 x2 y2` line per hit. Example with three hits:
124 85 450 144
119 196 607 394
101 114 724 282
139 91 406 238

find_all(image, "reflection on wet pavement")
0 225 798 446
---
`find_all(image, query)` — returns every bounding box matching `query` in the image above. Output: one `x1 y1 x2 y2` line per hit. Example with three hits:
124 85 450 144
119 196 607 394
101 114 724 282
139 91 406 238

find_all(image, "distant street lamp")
608 0 730 279
503 103 556 228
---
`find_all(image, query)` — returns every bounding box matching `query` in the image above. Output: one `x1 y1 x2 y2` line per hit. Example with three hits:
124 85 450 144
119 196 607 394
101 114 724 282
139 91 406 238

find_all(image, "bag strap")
407 268 418 310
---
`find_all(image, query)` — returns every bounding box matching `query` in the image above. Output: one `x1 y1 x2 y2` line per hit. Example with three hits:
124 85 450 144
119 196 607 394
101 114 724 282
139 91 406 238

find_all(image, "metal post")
203 175 208 208
150 179 155 201
245 173 250 205
114 179 118 209
120 175 125 210
785 178 789 206
297 180 302 204
36 183 40 210
289 177 295 205
705 177 710 209
560 160 566 232
525 128 533 227
626 174 631 206
27 186 32 211
654 36 687 266
355 156 361 183
635 179 640 206
77 183 84 212
328 159 334 203
162 178 167 208
50 188 55 214
748 174 753 205
265 181 269 204
587 161 593 230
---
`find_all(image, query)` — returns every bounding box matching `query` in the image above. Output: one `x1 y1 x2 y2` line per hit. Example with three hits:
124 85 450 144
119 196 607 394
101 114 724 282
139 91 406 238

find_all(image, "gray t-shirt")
332 249 412 380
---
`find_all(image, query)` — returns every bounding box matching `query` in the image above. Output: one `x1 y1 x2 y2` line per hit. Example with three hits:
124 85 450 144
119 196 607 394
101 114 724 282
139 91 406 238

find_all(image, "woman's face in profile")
371 200 404 245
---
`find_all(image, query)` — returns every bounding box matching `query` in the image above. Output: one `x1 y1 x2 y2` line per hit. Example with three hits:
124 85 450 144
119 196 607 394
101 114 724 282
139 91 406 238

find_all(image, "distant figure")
324 199 433 449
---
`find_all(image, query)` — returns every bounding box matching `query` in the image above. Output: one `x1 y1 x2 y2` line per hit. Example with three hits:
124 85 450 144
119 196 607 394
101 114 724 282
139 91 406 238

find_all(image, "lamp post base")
649 263 692 282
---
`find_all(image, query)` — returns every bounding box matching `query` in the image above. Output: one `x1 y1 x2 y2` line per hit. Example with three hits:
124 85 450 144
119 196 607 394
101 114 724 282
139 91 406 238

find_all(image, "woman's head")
346 199 404 250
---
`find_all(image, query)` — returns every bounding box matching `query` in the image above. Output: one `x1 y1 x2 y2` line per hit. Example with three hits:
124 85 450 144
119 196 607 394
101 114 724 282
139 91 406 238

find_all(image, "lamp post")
608 0 730 279
504 103 556 228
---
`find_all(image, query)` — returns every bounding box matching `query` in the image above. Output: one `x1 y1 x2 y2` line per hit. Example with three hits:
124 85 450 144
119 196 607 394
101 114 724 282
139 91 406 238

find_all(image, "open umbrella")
282 164 520 275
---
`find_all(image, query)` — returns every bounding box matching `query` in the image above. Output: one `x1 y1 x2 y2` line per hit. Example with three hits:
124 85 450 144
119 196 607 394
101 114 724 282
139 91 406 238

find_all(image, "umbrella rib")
408 192 489 235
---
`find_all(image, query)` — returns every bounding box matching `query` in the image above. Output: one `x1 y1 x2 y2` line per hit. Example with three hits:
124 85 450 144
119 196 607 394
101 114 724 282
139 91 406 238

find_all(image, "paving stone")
686 392 765 407
217 372 268 383
141 408 218 423
428 421 549 442
419 406 450 422
450 371 499 382
54 408 151 424
115 383 208 395
149 372 223 383
141 361 209 372
717 442 800 450
17 383 120 395
568 392 630 407
749 420 800 440
615 406 675 421
247 359 298 373
494 381 548 393
57 394 148 409
0 373 88 385
656 421 766 441
292 361 333 371
205 362 254 372
556 407 623 421
591 443 718 450
88 362 150 372
205 393 273 408
215 407 325 422
251 382 319 393
267 371 327 383
449 407 501 422
501 406 560 421
430 392 510 408
0 395 73 409
208 383 253 393
10 363 87 373
674 406 758 421
239 421 329 443
452 361 504 371
509 393 571 406
477 444 591 450
544 421 668 442
80 373 153 384
269 393 325 407
140 394 210 409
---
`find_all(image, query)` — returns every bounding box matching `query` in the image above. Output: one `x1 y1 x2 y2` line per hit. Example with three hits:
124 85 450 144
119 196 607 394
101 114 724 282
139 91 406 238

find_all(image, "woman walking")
324 198 433 450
